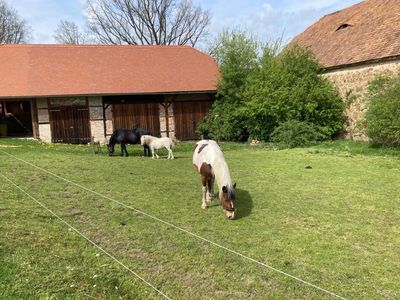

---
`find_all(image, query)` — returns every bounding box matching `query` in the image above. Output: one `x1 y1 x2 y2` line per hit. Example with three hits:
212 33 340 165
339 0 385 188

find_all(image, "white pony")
193 140 236 220
140 135 174 160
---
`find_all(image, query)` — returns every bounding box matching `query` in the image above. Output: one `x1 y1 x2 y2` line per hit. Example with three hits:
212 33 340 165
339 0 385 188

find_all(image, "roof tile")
0 44 219 98
293 0 400 68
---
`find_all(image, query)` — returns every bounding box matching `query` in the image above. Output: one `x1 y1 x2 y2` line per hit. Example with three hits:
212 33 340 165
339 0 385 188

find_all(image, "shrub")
243 45 344 141
200 32 345 144
365 76 400 146
270 120 324 148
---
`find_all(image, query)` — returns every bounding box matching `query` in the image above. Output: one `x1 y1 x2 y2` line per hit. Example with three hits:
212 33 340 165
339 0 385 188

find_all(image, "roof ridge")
322 0 366 19
0 43 194 49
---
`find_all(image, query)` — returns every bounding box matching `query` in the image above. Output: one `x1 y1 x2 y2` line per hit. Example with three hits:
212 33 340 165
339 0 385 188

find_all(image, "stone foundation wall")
324 60 400 140
38 124 51 142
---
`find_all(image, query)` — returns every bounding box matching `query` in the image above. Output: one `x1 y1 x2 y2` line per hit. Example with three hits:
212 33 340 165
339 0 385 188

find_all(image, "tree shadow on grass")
235 188 253 220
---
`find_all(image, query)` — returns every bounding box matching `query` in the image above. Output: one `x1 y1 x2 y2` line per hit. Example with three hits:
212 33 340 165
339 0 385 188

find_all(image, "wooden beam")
30 99 38 139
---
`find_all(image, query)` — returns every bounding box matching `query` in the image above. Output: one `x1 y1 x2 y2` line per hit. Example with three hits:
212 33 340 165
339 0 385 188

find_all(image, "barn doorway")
112 103 160 136
0 100 33 137
104 95 162 137
49 105 91 144
173 101 213 140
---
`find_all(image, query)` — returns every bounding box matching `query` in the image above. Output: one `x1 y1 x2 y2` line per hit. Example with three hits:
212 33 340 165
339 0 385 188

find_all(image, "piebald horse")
193 140 236 220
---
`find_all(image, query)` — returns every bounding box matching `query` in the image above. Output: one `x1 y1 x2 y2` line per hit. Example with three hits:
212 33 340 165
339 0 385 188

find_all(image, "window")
336 23 352 31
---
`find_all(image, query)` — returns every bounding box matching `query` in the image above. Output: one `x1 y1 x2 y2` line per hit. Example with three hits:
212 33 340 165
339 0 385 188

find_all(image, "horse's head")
221 183 236 220
107 143 115 156
140 135 146 145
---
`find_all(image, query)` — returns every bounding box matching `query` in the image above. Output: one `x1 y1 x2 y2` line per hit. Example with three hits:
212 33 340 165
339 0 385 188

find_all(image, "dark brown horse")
107 128 151 157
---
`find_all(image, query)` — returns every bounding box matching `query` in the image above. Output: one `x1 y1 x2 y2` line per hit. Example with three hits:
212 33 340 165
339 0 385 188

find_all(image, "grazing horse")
107 128 151 157
193 140 236 220
140 135 174 159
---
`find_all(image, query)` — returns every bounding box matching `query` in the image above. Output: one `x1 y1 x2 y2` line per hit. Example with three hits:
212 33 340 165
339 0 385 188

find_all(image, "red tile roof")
292 0 400 69
0 44 219 98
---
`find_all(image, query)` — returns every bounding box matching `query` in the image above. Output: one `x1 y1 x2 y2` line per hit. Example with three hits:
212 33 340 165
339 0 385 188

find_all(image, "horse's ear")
233 182 237 189
222 186 228 193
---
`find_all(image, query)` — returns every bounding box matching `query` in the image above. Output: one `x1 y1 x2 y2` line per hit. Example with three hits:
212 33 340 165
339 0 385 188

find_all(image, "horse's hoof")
201 204 208 209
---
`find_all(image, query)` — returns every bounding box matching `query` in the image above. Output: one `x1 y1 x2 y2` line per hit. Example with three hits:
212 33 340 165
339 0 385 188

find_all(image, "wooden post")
30 99 38 139
163 101 170 137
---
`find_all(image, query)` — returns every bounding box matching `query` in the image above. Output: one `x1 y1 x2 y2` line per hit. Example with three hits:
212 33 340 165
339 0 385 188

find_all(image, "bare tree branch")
0 0 30 44
53 20 87 44
86 0 210 46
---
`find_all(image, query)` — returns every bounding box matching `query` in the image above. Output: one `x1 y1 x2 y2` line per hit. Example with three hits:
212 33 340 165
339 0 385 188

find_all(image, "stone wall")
159 100 176 140
88 96 106 144
104 102 113 139
36 98 51 142
324 60 400 140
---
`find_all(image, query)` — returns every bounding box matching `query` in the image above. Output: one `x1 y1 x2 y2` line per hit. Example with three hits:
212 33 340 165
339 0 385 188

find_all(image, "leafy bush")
243 45 344 141
199 31 345 144
365 76 400 146
270 120 324 148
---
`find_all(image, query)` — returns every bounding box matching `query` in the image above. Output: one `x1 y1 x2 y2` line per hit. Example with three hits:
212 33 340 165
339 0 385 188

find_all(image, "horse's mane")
195 140 233 192
213 155 233 190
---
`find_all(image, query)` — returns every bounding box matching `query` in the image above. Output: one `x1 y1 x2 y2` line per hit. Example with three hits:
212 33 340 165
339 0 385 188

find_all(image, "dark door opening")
0 101 33 137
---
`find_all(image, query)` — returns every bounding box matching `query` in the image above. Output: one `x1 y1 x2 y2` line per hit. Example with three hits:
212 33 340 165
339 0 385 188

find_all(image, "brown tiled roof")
0 44 219 98
292 0 400 69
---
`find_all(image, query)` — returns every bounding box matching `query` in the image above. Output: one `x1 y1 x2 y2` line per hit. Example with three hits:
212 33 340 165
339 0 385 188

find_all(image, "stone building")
293 0 400 140
0 44 219 143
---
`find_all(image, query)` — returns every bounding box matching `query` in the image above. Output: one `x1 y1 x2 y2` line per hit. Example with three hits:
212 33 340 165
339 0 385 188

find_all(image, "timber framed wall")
32 92 215 143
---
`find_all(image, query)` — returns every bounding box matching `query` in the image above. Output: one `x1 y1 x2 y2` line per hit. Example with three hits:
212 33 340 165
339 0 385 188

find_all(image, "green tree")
198 30 259 140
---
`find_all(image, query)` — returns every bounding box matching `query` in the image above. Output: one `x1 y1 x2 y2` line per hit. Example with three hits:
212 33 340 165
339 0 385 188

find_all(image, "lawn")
1 138 399 299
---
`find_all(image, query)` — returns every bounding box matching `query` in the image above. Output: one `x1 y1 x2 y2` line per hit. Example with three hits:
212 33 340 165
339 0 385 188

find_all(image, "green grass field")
1 138 399 299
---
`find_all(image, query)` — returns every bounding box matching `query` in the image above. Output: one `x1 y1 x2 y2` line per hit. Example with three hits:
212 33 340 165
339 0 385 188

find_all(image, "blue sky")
5 0 361 45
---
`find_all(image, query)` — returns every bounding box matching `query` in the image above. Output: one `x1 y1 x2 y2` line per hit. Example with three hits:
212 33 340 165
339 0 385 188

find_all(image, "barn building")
292 0 400 140
0 44 219 143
